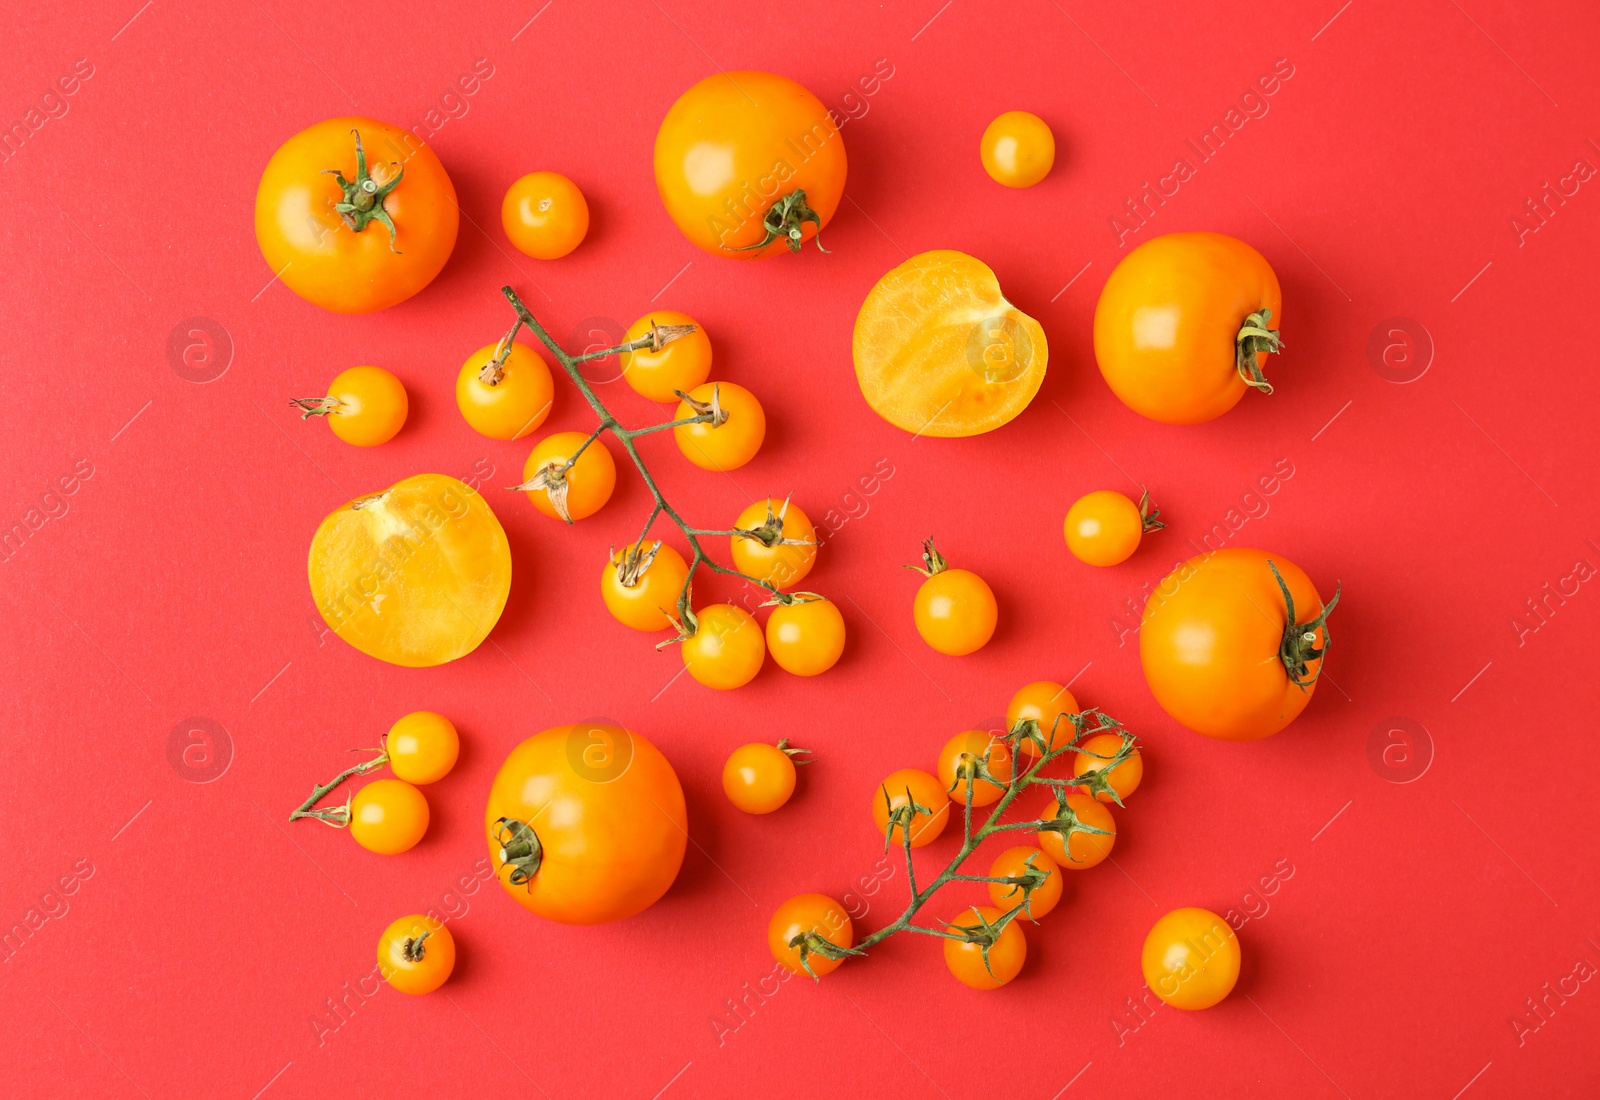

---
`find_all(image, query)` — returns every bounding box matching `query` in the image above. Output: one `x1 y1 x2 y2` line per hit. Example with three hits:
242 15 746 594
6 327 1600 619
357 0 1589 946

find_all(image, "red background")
3 1 1598 1097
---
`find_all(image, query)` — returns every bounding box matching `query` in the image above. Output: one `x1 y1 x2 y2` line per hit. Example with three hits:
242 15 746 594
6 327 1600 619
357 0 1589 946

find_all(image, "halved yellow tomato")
308 473 511 667
853 251 1047 437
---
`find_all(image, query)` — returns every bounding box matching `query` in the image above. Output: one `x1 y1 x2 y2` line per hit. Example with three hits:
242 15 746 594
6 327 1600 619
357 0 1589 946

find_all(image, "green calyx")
904 536 949 578
1269 560 1342 691
725 189 828 255
325 129 404 251
494 817 543 886
402 932 430 962
1235 307 1283 394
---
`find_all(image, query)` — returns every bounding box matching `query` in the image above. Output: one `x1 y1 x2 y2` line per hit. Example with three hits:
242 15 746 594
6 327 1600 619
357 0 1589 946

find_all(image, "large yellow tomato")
654 71 846 259
308 474 511 667
1093 233 1282 423
255 118 459 313
1140 549 1338 740
854 251 1047 437
485 724 687 924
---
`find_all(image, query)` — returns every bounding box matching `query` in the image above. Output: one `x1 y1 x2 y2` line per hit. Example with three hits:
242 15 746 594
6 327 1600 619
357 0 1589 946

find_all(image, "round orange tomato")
909 539 997 656
256 118 458 313
723 740 807 814
349 779 429 854
681 604 765 689
1064 489 1163 567
673 382 765 471
1093 232 1283 423
601 541 689 632
873 768 950 848
981 111 1055 188
944 905 1027 989
501 171 588 259
377 915 455 995
1143 908 1241 1010
517 431 616 523
386 711 459 785
1073 732 1143 803
291 365 408 447
655 71 846 259
769 894 854 977
456 340 554 440
765 596 845 676
936 730 1013 808
308 474 512 667
1007 681 1079 757
485 724 687 924
619 311 712 402
1141 549 1339 740
988 846 1063 920
731 498 816 589
855 251 1047 437
1037 792 1115 870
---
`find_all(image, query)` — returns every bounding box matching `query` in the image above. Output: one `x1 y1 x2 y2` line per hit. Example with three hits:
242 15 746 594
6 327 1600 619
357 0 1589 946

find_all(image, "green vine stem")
791 708 1138 977
498 287 801 633
289 749 388 826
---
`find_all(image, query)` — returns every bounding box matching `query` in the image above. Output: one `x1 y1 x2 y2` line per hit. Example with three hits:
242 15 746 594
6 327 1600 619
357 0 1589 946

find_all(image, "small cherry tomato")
291 365 408 447
1037 792 1115 870
765 596 845 676
981 111 1055 188
502 171 589 259
944 905 1027 989
349 779 429 854
909 539 997 656
769 894 854 977
377 915 455 995
682 604 765 689
1006 681 1080 757
723 740 809 814
873 768 950 848
988 846 1063 921
620 311 712 402
601 541 689 632
517 430 616 523
673 382 765 471
1065 489 1163 566
386 711 459 785
936 730 1014 808
456 340 554 440
1143 907 1241 1010
1074 732 1143 803
731 498 816 589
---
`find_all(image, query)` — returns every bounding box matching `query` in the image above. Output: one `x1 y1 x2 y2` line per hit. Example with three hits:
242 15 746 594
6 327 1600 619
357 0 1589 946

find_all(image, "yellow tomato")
1143 908 1241 1010
377 915 455 994
1074 732 1143 802
873 768 950 848
723 741 805 814
601 542 689 631
386 711 459 784
517 431 616 522
349 779 429 854
765 596 845 676
1037 792 1115 870
292 366 408 447
456 340 554 440
501 171 589 259
936 730 1013 808
909 539 996 656
943 905 1027 989
981 111 1055 187
673 382 765 471
1064 489 1163 566
1006 681 1080 757
619 311 712 402
854 251 1047 437
731 499 816 589
987 846 1063 920
308 474 512 667
682 604 765 689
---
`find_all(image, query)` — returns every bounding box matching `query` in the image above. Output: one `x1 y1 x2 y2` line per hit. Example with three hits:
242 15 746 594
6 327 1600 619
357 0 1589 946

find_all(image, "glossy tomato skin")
936 730 1014 808
765 598 845 676
601 543 689 632
988 846 1063 920
620 311 712 402
1007 681 1079 756
1093 233 1281 424
350 779 429 854
256 117 458 313
1143 908 1241 1009
944 905 1027 989
980 111 1055 188
320 366 408 446
723 743 797 814
769 894 853 977
655 72 846 259
674 382 765 471
1074 732 1142 802
485 724 687 924
873 768 950 848
377 915 455 995
682 604 765 689
1140 549 1327 740
1064 490 1143 566
501 172 588 259
456 341 554 440
731 499 816 589
521 431 616 522
914 569 998 655
1037 792 1115 870
386 711 459 784
308 474 512 667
